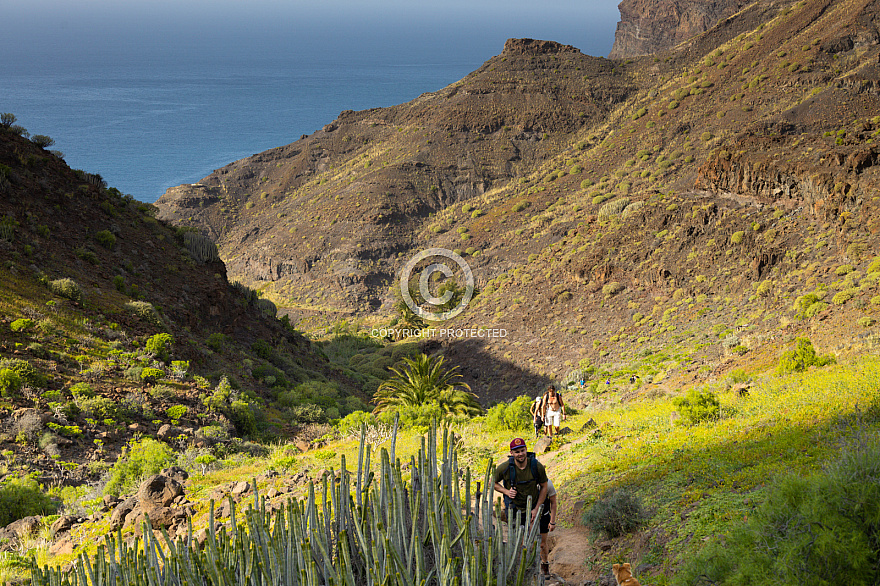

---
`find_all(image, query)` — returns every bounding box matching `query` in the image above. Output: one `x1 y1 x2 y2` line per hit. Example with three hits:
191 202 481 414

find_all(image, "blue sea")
1 7 615 203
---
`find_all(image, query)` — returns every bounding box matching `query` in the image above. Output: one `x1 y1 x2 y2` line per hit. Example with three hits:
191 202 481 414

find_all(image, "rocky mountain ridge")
157 0 880 401
608 0 752 59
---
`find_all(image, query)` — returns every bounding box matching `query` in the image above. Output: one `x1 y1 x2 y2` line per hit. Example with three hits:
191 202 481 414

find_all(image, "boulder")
579 418 598 432
133 507 187 534
231 481 251 496
161 466 189 485
50 515 80 535
137 474 183 515
6 515 42 538
110 496 139 531
215 498 234 518
157 424 181 440
534 437 553 453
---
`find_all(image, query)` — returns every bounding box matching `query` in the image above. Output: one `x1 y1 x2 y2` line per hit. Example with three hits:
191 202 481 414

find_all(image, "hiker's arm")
531 481 548 522
494 482 515 498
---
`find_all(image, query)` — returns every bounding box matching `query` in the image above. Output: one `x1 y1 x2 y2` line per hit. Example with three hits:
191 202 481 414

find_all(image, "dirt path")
540 445 616 586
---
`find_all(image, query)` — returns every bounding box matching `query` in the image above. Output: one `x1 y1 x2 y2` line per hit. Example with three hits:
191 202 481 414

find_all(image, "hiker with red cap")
493 437 551 577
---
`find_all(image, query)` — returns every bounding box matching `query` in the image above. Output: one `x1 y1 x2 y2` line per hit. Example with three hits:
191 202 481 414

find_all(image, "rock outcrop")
609 0 750 58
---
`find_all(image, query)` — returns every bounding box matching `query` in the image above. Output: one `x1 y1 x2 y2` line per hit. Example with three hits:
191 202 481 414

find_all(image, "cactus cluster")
29 425 542 585
183 232 220 263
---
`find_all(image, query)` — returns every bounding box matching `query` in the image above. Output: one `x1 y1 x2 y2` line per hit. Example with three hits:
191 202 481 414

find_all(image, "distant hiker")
540 478 559 578
494 438 550 576
530 396 545 439
542 386 566 438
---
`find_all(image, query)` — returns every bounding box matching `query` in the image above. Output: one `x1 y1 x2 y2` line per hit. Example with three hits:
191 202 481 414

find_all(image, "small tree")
777 337 835 374
0 113 15 128
31 135 55 149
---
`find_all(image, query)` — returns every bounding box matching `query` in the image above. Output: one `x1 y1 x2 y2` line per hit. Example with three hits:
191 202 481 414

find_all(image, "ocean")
1 10 615 203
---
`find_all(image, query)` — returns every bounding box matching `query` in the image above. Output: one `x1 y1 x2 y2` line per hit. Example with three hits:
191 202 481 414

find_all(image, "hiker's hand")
530 508 538 523
508 487 517 499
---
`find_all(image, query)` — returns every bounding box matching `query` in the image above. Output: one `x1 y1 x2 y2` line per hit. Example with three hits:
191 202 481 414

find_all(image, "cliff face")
608 0 750 58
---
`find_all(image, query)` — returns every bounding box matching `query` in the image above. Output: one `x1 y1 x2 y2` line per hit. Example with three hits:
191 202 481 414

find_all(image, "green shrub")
484 396 532 432
203 376 233 413
673 389 720 425
512 201 530 212
167 405 187 420
70 382 94 400
1 359 46 388
103 438 175 497
31 135 55 149
75 247 99 264
793 292 828 319
94 230 116 249
832 288 857 305
145 333 174 363
603 282 625 297
125 301 161 325
730 231 745 244
676 440 880 586
49 278 82 302
231 400 260 435
10 318 34 332
0 476 58 527
287 403 326 424
582 487 647 539
78 396 117 419
140 368 165 384
251 340 277 362
206 332 227 352
0 368 22 397
835 264 854 276
777 337 834 374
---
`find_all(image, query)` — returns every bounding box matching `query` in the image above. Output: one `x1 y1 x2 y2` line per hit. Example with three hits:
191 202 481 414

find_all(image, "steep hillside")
158 0 880 403
0 124 364 488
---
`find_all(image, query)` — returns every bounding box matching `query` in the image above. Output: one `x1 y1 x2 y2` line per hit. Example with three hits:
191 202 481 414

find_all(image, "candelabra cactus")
28 424 542 586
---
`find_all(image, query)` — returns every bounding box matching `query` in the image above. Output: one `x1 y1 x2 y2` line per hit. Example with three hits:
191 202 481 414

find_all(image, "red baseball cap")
510 437 527 450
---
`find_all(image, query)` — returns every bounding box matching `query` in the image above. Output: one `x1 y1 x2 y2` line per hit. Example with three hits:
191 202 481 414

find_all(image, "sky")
0 0 621 62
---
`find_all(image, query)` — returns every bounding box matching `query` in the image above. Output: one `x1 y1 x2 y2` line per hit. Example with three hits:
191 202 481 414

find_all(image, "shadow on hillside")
425 336 554 404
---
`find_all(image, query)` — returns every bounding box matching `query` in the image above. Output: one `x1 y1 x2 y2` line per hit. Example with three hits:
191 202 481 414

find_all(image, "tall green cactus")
29 423 542 586
183 232 219 263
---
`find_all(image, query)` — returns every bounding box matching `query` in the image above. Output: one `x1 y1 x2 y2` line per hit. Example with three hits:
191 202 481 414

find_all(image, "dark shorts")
507 505 551 534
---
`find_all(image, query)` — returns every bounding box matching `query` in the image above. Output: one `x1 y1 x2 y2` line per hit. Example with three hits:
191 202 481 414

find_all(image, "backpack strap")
503 457 516 509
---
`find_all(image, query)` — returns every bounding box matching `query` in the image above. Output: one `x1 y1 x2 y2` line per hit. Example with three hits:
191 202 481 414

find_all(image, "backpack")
502 452 540 510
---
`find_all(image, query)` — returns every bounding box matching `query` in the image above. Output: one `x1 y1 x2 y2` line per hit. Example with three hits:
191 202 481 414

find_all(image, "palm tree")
373 353 483 417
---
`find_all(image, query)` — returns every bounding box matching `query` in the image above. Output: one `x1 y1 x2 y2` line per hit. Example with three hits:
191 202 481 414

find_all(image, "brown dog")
612 563 641 586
